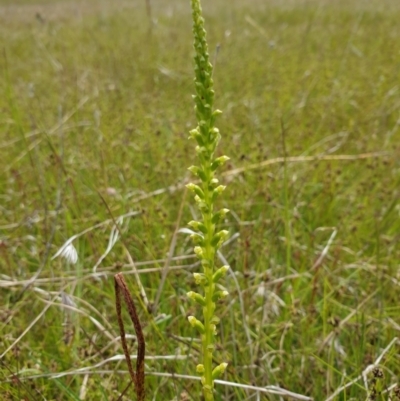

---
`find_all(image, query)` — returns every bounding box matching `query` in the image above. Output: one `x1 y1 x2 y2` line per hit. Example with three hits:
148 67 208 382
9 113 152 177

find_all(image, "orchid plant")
185 0 230 399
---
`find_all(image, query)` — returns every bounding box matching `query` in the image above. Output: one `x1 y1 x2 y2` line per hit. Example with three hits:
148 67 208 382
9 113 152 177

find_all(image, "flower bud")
211 155 230 171
187 165 207 182
194 246 204 258
211 209 230 224
190 233 204 245
188 316 205 334
210 109 223 125
212 290 229 302
211 185 226 202
188 220 207 234
209 127 220 140
196 364 205 373
193 273 207 285
188 128 204 146
211 230 229 247
187 291 206 306
195 145 208 156
212 363 228 379
212 265 229 282
186 183 205 199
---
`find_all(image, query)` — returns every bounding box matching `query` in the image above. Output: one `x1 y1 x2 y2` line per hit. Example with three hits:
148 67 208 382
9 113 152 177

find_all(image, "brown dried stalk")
114 273 145 401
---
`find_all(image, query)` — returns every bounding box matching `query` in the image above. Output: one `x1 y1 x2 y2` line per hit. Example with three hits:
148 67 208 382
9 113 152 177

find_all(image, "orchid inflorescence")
186 0 230 399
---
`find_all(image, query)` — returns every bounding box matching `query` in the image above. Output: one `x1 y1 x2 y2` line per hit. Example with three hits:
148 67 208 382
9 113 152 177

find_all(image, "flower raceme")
186 0 230 400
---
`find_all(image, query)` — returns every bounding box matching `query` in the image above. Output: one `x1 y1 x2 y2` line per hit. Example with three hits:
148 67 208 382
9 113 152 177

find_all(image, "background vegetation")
1 0 399 399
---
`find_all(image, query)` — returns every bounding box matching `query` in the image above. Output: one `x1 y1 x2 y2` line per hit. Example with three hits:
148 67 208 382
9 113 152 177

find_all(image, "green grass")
1 0 400 400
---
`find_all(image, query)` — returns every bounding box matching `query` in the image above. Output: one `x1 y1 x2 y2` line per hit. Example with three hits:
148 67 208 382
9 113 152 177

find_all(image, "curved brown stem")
114 273 145 401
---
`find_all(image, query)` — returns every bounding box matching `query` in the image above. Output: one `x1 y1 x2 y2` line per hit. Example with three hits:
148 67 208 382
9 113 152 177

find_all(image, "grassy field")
1 0 400 399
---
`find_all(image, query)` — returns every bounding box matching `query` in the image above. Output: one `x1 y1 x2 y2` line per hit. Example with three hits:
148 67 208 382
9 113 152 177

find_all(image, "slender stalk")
280 121 291 277
186 1 229 399
114 273 146 401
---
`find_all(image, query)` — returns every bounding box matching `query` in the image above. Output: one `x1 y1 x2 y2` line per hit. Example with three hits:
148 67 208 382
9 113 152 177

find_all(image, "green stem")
203 285 215 399
202 175 216 398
